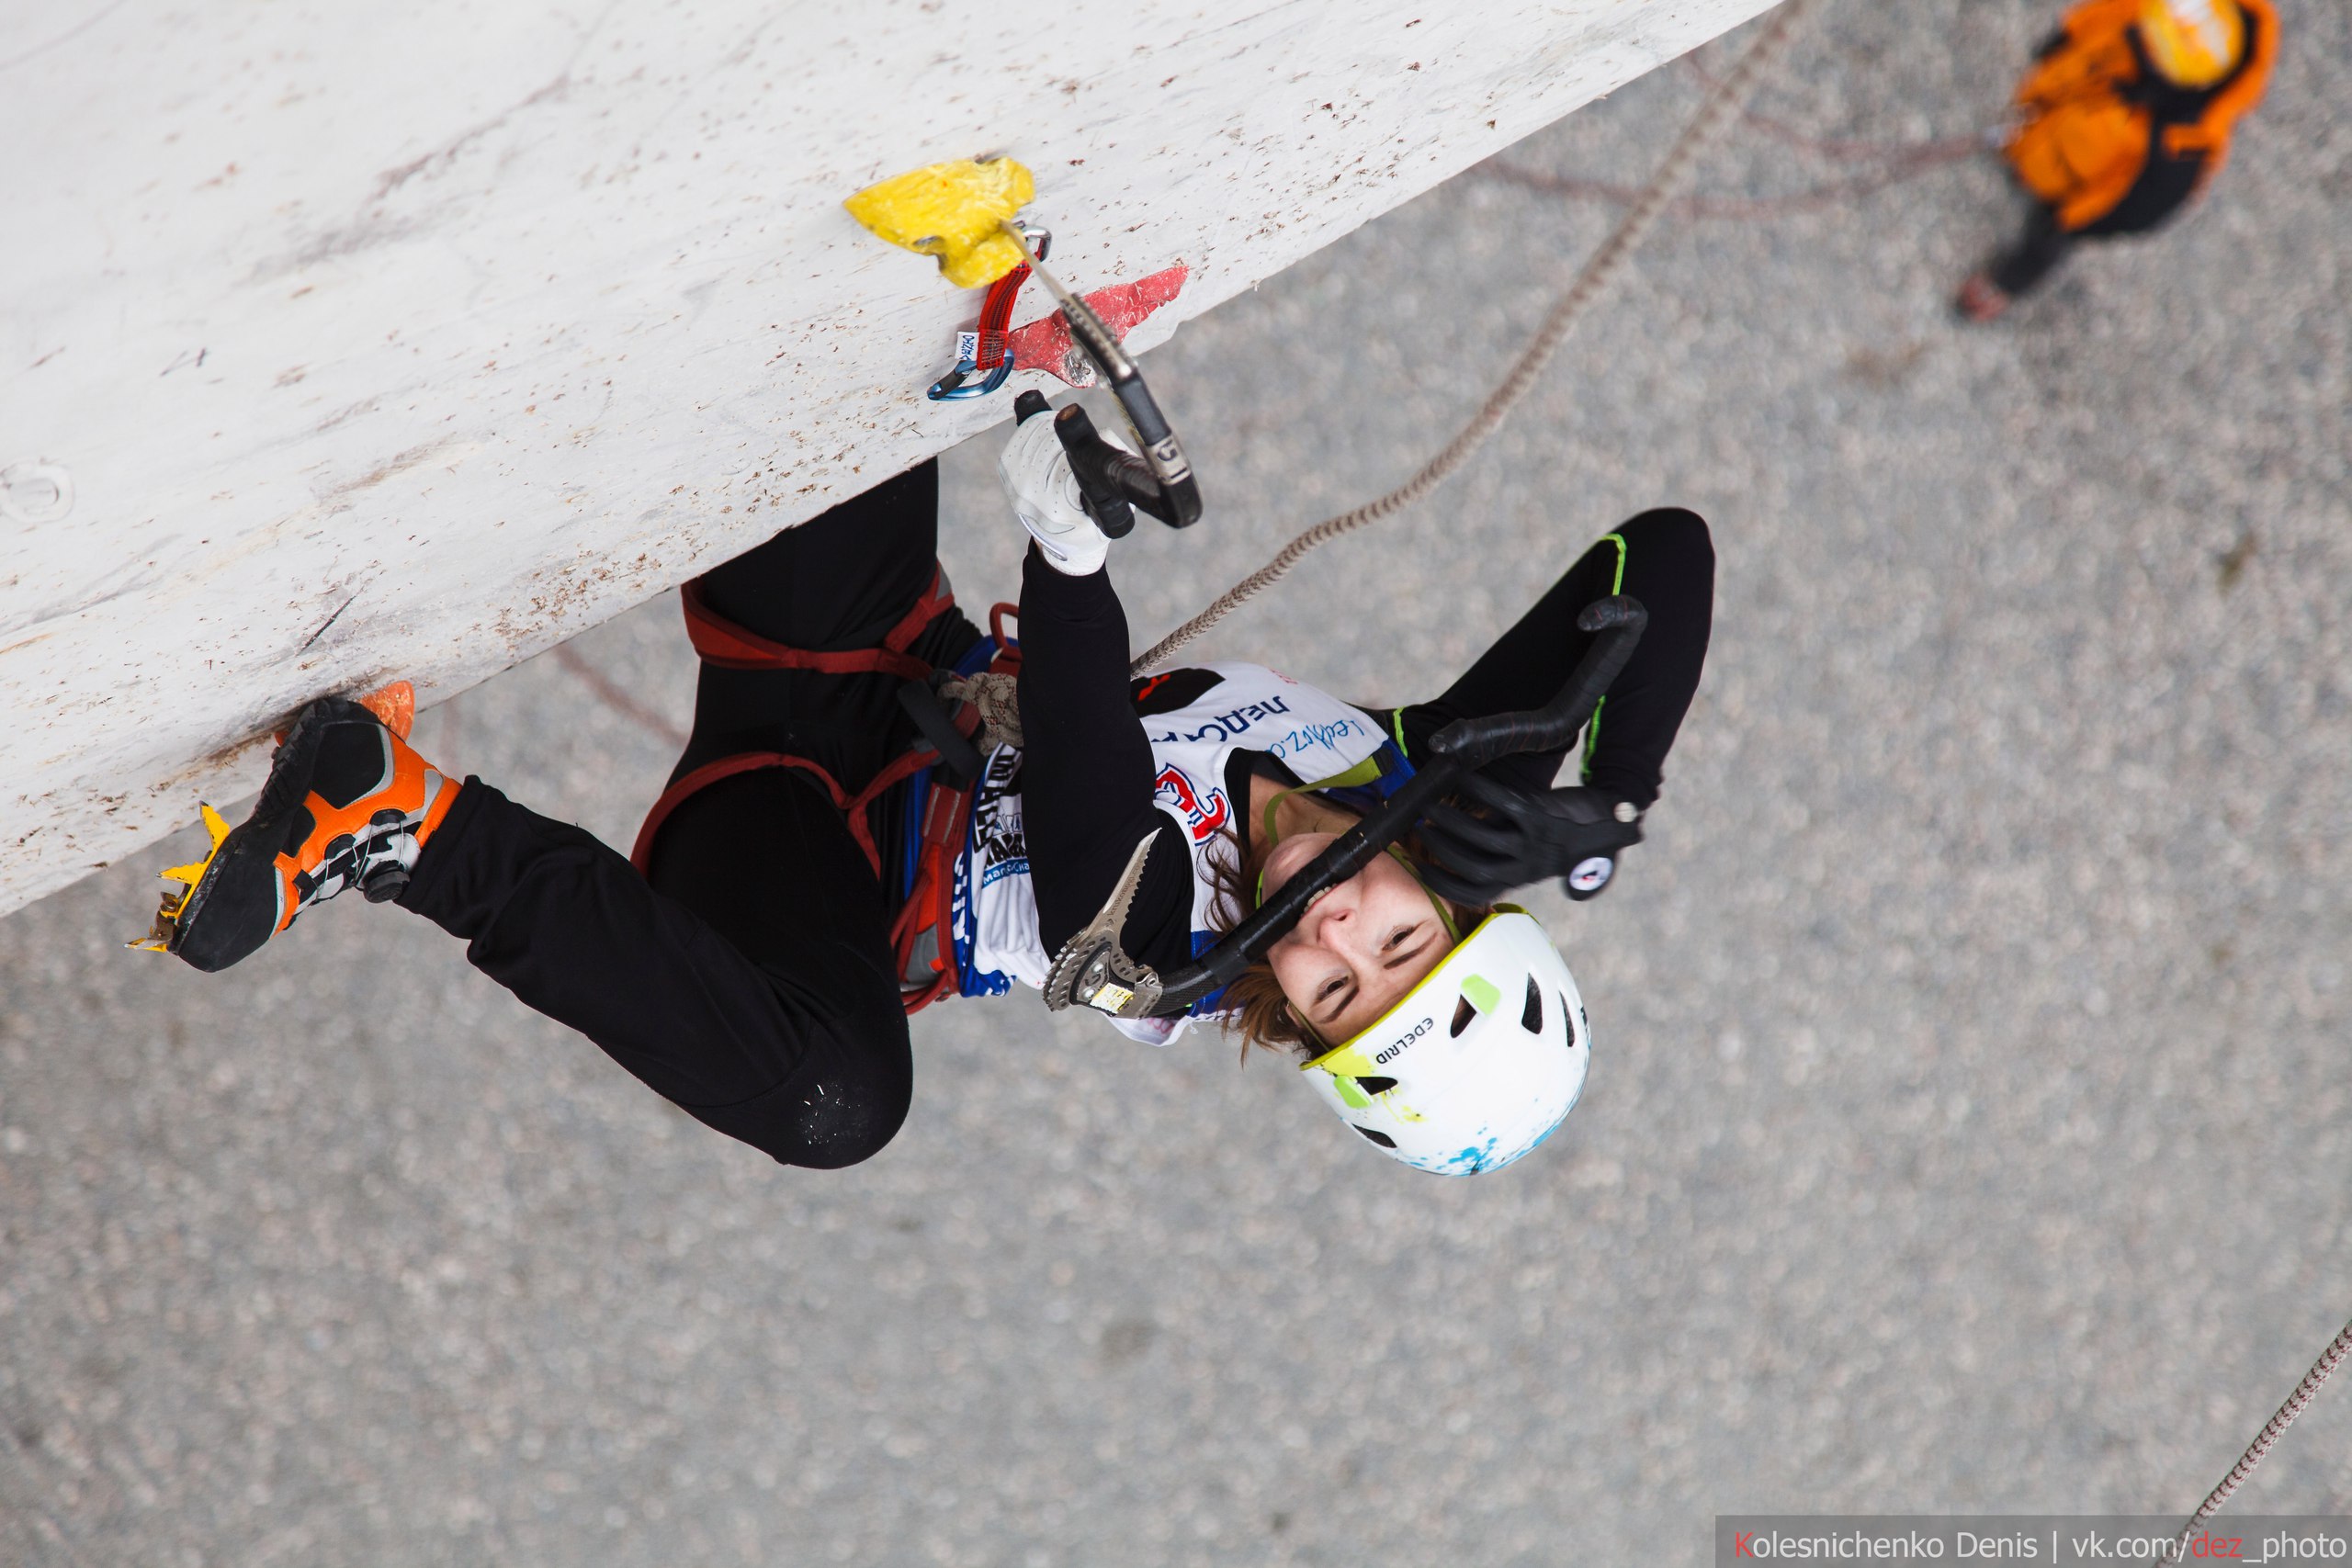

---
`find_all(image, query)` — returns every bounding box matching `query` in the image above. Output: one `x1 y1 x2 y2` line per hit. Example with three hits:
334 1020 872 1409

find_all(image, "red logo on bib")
1154 766 1230 843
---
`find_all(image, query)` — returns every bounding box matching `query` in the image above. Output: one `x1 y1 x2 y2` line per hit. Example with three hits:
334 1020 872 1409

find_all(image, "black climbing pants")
1991 204 2078 299
399 463 979 1170
1991 150 2206 299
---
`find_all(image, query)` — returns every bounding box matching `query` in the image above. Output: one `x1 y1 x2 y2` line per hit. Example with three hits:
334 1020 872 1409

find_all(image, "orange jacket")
2006 0 2276 231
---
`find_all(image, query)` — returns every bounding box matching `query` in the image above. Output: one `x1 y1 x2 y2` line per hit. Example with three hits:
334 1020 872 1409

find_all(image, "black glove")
1417 775 1644 906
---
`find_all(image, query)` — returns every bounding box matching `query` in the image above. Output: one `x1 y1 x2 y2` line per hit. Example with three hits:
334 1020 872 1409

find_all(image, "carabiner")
927 347 1016 400
924 228 1049 401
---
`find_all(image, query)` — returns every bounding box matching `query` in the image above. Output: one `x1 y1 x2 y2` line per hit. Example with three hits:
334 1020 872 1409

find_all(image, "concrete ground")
4 2 2348 1562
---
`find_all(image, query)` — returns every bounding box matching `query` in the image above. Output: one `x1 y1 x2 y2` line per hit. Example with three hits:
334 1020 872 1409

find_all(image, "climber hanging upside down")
141 417 1712 1177
1958 0 2277 321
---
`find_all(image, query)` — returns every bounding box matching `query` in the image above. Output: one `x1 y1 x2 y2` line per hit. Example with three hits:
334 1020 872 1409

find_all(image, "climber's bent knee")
681 1011 915 1171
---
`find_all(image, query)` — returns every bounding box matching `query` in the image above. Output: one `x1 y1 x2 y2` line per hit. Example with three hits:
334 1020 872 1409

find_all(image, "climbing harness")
1128 0 1820 673
626 573 1022 1015
1042 596 1645 1019
927 228 1047 400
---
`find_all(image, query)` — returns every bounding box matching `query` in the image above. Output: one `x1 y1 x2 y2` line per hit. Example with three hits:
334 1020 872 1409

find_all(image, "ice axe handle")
1053 406 1141 540
1102 371 1202 529
1001 221 1202 530
1427 597 1648 771
1011 390 1139 539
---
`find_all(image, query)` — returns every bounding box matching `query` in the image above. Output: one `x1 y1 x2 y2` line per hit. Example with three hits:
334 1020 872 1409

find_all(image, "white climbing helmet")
1298 908 1590 1176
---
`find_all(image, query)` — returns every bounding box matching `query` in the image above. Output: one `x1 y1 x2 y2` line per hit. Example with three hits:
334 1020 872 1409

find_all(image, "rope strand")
1129 0 1821 673
1681 50 1974 161
1484 134 1984 224
2169 1313 2352 1561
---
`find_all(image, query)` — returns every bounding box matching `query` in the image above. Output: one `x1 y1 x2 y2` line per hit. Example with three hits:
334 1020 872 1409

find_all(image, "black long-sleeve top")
1018 507 1715 975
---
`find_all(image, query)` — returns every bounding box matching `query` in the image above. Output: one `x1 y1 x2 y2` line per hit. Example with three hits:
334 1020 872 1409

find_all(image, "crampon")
131 681 458 971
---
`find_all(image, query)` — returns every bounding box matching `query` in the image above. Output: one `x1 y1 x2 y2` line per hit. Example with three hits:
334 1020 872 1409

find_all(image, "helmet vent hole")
1355 1076 1397 1096
1353 1125 1397 1149
1450 995 1477 1038
1561 992 1579 1046
1521 976 1544 1034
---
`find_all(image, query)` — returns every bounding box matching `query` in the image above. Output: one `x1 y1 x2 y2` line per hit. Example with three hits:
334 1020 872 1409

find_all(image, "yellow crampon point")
130 803 234 953
843 157 1035 288
128 680 420 954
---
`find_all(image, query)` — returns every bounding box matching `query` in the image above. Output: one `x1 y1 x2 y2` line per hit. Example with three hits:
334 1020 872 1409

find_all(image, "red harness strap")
633 574 1019 1016
680 568 954 682
888 771 977 1014
629 749 931 883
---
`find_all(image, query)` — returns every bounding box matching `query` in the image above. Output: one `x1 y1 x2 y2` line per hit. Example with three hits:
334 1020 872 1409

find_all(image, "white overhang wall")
0 0 1770 917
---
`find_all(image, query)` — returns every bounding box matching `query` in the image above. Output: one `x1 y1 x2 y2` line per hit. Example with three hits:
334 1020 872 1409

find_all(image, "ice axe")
844 159 1201 536
998 222 1200 536
1042 596 1649 1020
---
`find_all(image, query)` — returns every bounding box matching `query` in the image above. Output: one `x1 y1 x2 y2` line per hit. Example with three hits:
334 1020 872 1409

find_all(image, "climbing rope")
1484 133 1984 223
551 644 687 748
2166 1311 2352 1561
1684 51 1987 162
1498 49 1994 220
1129 0 1822 673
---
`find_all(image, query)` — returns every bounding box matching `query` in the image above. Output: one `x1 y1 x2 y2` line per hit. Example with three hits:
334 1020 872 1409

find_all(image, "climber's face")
1262 834 1457 1043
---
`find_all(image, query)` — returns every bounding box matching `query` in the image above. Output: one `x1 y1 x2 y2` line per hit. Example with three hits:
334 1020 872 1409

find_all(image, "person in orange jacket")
1958 0 2276 321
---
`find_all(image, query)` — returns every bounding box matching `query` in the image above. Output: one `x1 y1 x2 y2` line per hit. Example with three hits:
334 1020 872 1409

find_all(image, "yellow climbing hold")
844 157 1035 288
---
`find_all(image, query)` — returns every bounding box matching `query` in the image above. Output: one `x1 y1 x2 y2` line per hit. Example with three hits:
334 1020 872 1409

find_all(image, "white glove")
998 411 1126 576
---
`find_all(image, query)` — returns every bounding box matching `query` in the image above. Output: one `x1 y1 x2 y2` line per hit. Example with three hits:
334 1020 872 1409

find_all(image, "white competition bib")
951 663 1396 1042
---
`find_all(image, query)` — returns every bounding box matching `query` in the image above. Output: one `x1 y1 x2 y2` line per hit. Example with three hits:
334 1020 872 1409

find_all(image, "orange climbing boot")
134 683 460 972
